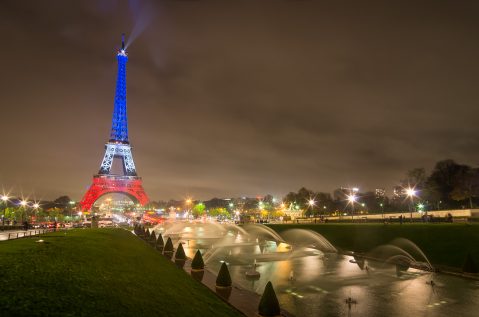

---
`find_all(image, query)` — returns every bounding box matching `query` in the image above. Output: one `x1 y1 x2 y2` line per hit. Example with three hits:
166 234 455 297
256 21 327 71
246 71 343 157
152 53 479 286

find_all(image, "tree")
450 168 479 209
54 196 72 207
192 203 205 218
209 207 230 218
427 160 471 209
402 168 427 190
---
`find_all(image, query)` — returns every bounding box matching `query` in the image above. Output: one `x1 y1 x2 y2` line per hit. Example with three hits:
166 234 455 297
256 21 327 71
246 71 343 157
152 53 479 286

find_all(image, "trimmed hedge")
191 250 205 270
150 231 157 245
164 237 174 253
258 281 280 316
156 234 165 252
175 243 186 260
215 262 231 287
463 253 478 273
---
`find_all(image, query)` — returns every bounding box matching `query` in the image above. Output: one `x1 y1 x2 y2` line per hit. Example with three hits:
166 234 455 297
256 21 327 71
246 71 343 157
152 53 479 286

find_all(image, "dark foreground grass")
0 229 244 317
268 223 479 269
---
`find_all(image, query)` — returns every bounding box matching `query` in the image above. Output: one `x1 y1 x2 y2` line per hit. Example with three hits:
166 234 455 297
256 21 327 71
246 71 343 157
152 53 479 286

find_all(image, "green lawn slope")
0 229 244 317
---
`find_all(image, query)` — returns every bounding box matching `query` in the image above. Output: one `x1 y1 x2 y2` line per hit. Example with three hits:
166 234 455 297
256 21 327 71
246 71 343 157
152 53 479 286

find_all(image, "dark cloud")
1 0 479 201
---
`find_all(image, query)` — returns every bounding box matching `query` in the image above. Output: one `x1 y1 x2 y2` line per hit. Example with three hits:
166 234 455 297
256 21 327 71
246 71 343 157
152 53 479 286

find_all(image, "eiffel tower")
80 35 149 211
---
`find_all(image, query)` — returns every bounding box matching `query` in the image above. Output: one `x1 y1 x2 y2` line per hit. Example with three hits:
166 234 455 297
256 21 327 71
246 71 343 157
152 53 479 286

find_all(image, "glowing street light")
406 188 416 197
406 187 417 221
347 194 357 221
1 195 9 226
308 199 316 207
347 194 357 204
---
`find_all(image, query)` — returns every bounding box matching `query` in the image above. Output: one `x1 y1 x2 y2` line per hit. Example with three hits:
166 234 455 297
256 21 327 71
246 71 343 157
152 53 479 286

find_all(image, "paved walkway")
181 256 293 317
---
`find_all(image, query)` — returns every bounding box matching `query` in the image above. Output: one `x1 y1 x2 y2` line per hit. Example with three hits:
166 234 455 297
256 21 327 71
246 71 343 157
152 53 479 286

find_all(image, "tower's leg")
80 176 149 211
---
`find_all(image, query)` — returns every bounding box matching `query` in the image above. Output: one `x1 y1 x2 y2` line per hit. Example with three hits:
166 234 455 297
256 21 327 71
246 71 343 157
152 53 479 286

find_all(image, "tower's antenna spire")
121 33 125 50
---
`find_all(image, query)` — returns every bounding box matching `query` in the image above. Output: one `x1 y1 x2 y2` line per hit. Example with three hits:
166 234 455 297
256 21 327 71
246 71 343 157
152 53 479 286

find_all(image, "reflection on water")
153 222 479 317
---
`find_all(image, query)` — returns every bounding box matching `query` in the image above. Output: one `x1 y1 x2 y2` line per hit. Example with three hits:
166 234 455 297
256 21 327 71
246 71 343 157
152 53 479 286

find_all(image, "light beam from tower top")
118 33 128 57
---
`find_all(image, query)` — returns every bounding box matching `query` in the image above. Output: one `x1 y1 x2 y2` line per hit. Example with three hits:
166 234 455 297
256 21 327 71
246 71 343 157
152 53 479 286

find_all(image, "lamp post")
347 194 357 221
308 198 316 218
406 188 417 222
33 203 40 224
1 195 9 228
20 200 28 225
69 201 75 222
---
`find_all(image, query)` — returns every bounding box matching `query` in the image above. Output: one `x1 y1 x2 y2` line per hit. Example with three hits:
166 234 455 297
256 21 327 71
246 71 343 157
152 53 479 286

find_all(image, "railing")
3 228 56 241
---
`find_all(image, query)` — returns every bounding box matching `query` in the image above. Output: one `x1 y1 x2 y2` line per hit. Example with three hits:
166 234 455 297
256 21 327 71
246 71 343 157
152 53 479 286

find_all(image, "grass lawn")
0 229 244 317
268 223 479 269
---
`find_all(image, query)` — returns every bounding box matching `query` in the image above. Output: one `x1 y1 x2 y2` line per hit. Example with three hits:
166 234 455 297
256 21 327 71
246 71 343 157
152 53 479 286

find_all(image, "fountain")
147 220 475 317
245 259 261 279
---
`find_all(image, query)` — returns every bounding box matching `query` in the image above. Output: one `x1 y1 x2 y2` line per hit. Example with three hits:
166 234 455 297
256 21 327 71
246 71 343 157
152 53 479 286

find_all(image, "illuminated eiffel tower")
80 35 149 211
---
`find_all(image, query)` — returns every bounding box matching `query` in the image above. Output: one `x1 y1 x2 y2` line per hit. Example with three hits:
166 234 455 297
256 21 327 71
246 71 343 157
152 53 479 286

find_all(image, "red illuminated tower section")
80 35 149 211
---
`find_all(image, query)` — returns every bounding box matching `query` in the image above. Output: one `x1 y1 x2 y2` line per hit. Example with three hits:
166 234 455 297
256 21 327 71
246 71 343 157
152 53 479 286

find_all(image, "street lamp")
347 194 357 221
20 200 28 224
1 195 9 228
406 187 417 221
69 201 76 222
33 203 40 220
308 198 316 218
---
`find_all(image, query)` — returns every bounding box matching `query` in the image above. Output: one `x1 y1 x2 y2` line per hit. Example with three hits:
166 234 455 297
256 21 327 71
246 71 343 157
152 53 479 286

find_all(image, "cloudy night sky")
1 0 479 201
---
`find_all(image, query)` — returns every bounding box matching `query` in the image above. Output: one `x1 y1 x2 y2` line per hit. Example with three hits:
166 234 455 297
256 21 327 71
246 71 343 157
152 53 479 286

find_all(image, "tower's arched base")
80 175 149 211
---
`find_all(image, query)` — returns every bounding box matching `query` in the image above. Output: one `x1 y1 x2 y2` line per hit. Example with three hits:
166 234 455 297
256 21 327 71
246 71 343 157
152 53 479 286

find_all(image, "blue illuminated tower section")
110 35 129 143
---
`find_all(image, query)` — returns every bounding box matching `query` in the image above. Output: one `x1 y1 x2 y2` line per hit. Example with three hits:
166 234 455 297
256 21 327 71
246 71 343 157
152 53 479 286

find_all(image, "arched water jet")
281 229 337 253
389 238 433 270
242 224 285 243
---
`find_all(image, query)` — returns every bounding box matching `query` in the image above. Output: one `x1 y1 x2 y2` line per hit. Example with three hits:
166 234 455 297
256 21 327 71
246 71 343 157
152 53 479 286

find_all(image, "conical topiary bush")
463 253 478 273
150 231 157 246
215 262 232 288
156 234 165 252
144 228 150 240
258 281 280 317
163 237 174 255
175 243 186 260
191 250 205 271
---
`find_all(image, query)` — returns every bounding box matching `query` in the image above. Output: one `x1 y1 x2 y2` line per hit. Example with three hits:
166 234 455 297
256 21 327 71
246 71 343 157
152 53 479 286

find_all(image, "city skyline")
2 1 479 201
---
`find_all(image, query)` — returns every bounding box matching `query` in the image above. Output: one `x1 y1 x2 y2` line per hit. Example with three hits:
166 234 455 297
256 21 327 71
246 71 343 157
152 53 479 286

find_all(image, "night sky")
1 0 479 201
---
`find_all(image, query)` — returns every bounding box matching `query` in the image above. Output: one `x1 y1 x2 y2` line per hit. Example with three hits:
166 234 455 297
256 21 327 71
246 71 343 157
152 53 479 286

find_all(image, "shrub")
258 281 280 316
191 250 204 270
164 237 174 253
156 234 165 251
463 253 478 273
150 231 157 245
175 243 186 260
215 262 231 287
